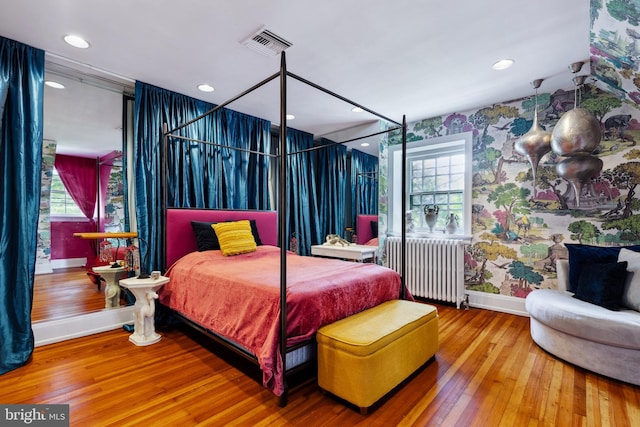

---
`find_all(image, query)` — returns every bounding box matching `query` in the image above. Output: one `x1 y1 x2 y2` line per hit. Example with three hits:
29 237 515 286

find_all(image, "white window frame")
388 132 472 237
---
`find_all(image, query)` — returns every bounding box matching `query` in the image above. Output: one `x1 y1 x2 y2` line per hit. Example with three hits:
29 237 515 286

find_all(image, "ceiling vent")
242 26 292 57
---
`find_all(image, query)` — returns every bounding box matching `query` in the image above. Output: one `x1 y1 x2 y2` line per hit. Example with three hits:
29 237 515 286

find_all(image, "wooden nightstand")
119 276 169 346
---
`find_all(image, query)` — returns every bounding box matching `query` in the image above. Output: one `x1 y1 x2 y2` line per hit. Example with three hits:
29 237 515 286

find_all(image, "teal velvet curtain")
283 128 322 256
350 148 379 221
134 82 271 271
315 138 347 240
219 109 271 209
0 37 44 375
135 82 222 271
246 121 272 210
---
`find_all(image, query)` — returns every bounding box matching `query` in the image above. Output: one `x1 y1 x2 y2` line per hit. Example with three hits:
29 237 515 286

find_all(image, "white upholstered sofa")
526 253 640 385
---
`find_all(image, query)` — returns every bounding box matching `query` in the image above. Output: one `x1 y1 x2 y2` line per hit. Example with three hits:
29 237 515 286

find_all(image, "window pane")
422 195 434 206
411 177 422 192
438 175 451 189
437 164 450 175
424 158 436 169
435 194 449 205
424 177 435 191
424 168 435 181
449 206 463 216
451 162 465 174
450 173 465 189
50 170 83 216
449 192 464 204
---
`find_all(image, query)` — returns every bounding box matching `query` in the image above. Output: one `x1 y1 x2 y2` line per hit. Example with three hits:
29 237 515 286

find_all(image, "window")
50 169 84 216
409 153 465 228
388 132 472 236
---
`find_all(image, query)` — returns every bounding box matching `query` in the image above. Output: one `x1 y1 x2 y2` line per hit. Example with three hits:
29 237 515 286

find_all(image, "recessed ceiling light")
361 142 370 147
351 107 363 113
64 34 90 49
492 59 514 70
45 81 65 89
286 114 295 120
197 84 215 93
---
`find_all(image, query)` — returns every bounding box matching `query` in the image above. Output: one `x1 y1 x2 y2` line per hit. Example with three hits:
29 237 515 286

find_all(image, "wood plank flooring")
4 302 639 426
32 267 119 323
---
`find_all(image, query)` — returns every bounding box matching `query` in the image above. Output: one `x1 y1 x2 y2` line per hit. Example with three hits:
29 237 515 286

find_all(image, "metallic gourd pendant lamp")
514 78 552 197
550 61 602 208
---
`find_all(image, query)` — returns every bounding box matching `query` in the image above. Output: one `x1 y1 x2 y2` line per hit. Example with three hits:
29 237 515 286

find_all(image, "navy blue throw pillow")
248 219 263 246
370 221 378 238
565 244 640 293
573 261 628 311
191 221 220 251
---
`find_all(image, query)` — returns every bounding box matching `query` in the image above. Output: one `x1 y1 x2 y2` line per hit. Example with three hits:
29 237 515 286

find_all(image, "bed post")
400 115 407 300
278 51 289 407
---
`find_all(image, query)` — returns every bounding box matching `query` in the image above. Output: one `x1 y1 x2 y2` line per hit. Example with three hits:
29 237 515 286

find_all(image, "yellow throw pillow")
212 220 257 256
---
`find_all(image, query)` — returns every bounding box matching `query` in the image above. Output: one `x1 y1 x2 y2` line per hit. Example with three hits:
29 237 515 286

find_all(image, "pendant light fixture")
551 61 603 208
514 78 552 197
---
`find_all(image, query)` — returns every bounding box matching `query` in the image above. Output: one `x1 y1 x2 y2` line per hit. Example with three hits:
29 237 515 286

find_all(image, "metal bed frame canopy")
160 52 408 406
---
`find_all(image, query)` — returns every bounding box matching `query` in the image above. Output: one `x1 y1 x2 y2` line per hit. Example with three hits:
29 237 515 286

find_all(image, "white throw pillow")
617 248 640 311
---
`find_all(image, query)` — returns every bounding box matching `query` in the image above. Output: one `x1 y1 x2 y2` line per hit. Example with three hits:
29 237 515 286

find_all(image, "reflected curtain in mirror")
54 154 112 267
351 149 379 221
315 138 347 241
0 37 44 374
54 155 101 221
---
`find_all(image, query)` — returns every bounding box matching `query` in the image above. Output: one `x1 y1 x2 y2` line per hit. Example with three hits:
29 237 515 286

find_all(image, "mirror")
33 57 134 325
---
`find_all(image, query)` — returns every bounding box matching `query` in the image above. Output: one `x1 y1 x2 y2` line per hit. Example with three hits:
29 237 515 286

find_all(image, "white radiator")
386 237 466 308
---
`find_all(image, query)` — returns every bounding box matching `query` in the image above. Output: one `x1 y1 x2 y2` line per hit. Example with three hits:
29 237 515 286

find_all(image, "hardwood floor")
5 301 639 426
32 267 121 323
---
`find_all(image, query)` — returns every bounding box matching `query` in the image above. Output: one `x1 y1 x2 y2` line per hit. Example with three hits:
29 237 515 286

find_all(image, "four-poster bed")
156 53 409 406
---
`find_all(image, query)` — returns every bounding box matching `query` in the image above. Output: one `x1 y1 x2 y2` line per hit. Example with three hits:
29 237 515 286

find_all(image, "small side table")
119 276 169 346
93 264 127 308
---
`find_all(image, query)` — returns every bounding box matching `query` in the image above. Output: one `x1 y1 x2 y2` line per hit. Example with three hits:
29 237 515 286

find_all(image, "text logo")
1 405 69 426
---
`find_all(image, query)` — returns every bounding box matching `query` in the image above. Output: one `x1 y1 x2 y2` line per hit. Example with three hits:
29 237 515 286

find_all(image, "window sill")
50 215 92 222
386 231 472 243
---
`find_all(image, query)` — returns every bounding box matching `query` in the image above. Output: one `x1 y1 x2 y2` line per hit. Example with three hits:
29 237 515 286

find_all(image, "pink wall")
51 220 94 260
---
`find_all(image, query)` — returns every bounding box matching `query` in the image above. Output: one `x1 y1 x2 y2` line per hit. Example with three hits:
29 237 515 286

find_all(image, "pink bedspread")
159 245 403 396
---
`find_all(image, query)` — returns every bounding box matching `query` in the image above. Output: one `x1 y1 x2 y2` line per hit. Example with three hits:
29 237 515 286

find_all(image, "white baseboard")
33 306 135 347
466 290 528 317
51 257 87 269
35 261 53 275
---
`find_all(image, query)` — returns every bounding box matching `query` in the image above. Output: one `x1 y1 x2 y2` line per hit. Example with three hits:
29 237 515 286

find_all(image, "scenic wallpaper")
381 0 640 299
35 141 56 272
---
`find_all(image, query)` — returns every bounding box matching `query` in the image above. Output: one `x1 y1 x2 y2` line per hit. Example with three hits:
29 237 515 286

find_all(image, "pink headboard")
165 209 278 268
357 214 378 245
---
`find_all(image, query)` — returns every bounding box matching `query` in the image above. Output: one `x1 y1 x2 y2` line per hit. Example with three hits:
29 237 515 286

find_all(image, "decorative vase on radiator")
423 205 439 233
445 213 458 234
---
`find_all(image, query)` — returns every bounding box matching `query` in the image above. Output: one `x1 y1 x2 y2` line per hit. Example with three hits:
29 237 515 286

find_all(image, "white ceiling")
0 0 591 157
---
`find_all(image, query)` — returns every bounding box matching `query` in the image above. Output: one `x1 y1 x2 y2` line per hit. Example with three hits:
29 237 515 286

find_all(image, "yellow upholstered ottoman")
317 299 438 413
